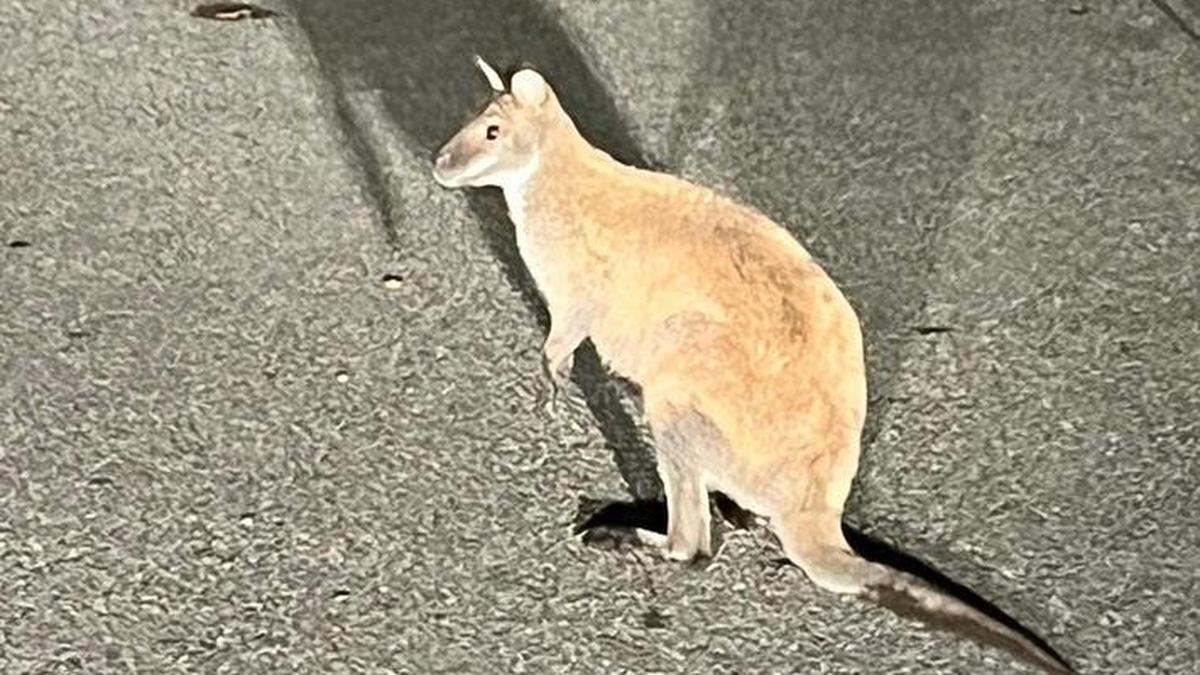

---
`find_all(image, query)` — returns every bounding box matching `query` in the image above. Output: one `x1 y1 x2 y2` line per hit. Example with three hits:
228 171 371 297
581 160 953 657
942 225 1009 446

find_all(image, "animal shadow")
288 0 662 503
574 492 758 559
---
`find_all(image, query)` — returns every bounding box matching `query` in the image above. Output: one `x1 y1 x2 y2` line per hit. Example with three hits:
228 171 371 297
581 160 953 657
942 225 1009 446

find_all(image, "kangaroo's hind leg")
632 406 730 561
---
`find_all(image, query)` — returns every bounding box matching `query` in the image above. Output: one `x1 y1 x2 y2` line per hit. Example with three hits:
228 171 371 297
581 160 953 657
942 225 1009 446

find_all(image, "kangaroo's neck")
502 125 615 231
501 122 622 314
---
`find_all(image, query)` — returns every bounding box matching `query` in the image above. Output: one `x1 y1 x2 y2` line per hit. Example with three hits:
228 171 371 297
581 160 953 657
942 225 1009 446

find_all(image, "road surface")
2 1 1198 672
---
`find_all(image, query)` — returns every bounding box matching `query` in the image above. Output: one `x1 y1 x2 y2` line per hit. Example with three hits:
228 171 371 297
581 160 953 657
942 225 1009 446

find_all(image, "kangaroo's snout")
431 145 461 188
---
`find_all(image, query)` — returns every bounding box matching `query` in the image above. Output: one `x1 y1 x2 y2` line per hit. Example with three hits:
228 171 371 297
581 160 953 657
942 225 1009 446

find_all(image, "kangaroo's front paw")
542 346 574 388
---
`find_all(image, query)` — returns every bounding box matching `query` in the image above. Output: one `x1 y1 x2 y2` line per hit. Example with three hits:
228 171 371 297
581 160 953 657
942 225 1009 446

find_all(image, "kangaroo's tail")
776 512 1075 674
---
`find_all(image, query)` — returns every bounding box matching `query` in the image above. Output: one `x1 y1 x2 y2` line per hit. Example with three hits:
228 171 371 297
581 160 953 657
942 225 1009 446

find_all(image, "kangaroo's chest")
508 197 553 291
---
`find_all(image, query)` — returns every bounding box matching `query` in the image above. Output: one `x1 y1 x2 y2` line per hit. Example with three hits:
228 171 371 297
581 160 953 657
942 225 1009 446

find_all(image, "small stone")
1068 3 1088 15
641 608 669 629
381 273 404 290
335 370 350 384
191 3 277 21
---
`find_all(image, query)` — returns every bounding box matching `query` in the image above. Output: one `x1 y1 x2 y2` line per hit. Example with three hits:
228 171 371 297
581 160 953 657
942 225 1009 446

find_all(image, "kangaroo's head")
433 57 561 190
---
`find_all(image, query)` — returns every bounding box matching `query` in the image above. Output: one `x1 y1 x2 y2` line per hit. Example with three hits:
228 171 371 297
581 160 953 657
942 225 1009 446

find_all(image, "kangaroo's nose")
431 150 457 187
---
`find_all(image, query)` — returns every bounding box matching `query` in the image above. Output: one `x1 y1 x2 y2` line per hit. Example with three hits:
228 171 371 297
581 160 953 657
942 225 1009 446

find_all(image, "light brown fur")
530 142 866 545
432 60 1073 674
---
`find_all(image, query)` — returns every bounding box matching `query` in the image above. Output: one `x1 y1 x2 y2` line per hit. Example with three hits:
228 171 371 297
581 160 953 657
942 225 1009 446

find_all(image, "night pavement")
2 1 1198 673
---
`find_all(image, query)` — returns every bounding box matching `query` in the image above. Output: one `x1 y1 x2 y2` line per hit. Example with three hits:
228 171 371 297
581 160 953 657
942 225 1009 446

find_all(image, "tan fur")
533 144 865 515
436 65 864 557
432 63 1073 674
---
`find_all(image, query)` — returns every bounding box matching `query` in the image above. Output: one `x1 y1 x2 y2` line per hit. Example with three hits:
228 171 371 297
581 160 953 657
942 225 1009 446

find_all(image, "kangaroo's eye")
486 124 500 140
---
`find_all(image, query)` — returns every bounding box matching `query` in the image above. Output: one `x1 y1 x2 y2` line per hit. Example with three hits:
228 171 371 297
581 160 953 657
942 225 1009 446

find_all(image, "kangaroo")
432 56 1075 675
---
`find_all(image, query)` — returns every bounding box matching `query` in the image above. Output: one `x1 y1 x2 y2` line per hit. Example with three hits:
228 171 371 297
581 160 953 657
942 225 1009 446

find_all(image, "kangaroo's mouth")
431 150 499 189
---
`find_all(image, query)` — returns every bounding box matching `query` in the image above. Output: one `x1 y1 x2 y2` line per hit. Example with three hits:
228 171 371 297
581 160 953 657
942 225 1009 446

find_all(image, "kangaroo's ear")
473 55 505 92
511 69 549 107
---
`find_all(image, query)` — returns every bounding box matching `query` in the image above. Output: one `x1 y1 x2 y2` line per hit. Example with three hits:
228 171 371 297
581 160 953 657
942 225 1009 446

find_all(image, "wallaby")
432 56 1075 675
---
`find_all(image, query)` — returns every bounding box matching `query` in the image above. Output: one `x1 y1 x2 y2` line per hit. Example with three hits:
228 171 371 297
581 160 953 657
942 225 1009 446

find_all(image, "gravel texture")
2 1 1198 673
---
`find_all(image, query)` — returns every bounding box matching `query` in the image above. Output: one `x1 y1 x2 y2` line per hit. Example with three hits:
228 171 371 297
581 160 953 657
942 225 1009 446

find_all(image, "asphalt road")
2 1 1198 673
